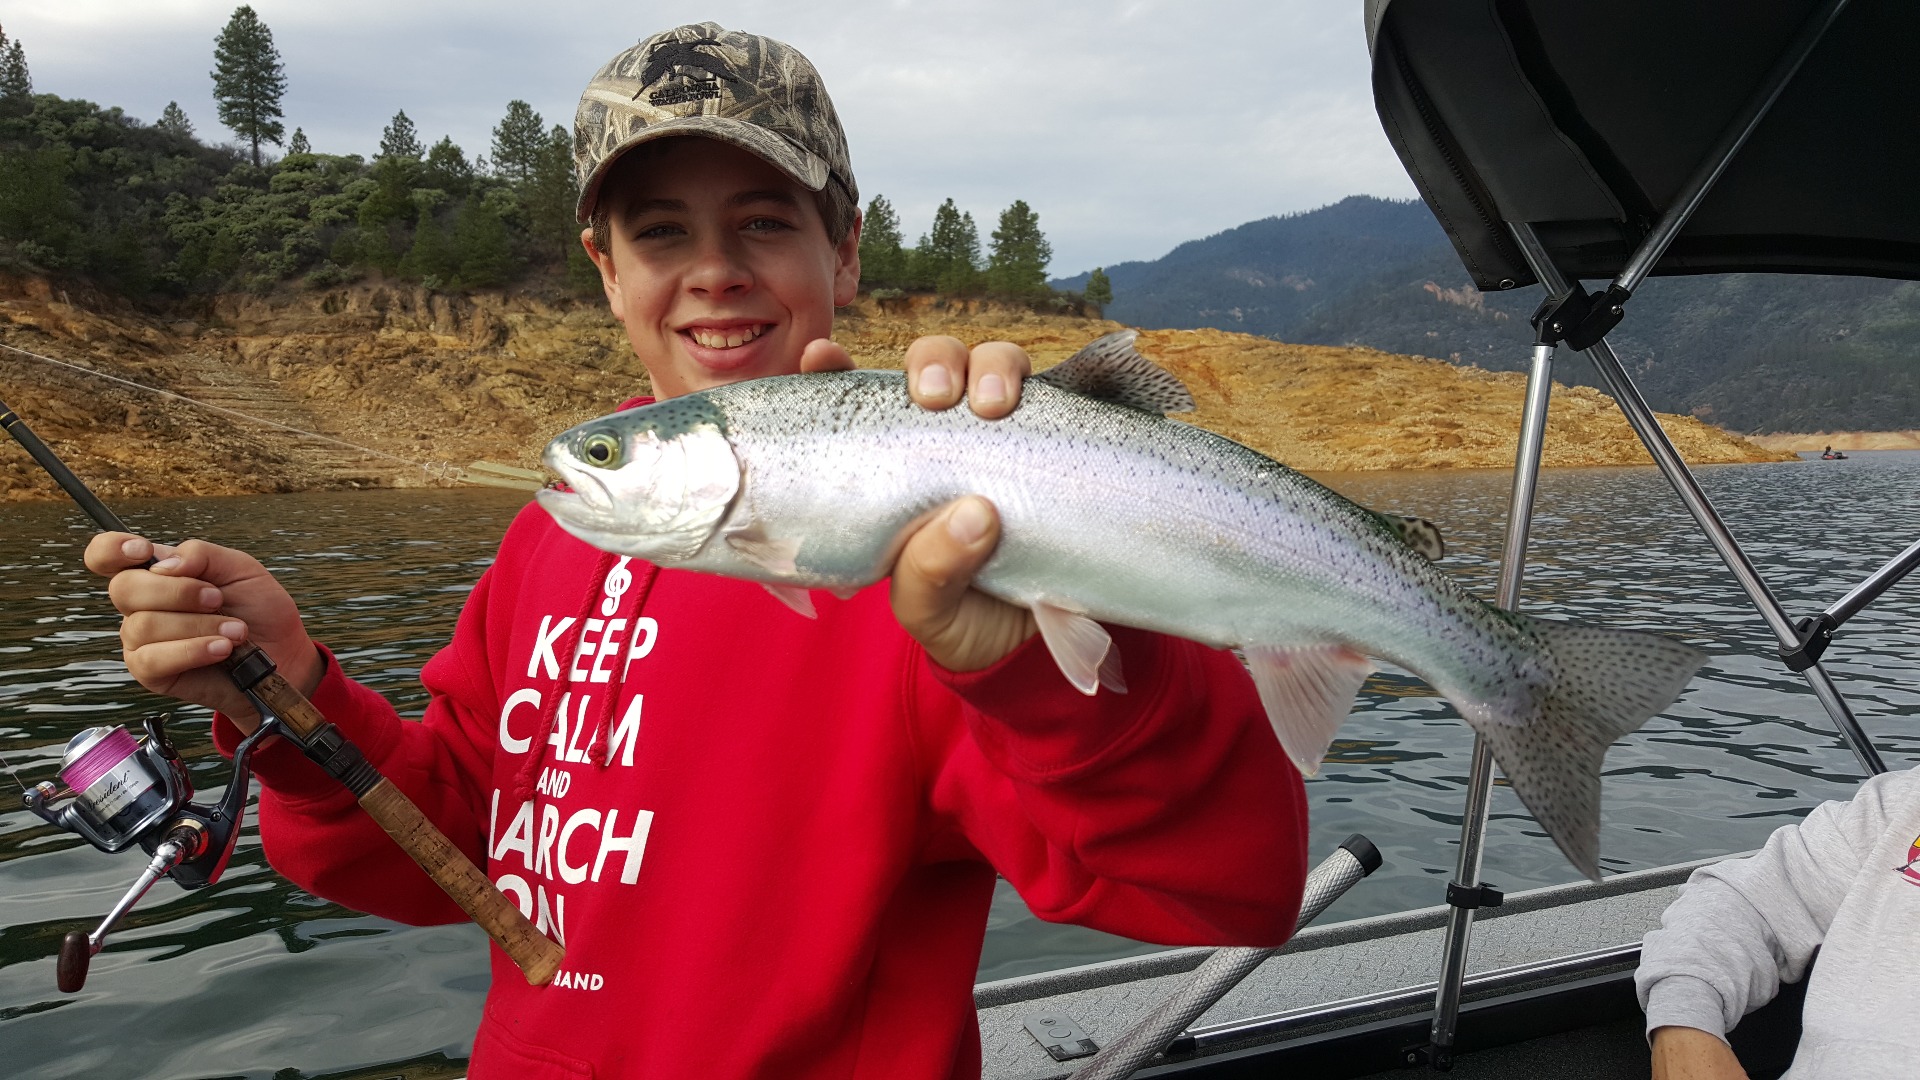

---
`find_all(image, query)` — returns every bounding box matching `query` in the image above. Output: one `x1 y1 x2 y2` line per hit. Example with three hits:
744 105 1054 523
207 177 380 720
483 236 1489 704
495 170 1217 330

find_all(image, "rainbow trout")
537 332 1701 878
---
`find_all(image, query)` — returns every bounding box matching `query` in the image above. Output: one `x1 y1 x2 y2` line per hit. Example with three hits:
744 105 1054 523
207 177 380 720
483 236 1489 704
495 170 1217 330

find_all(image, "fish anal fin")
762 583 817 619
1031 601 1112 696
1032 330 1196 415
1097 643 1128 694
1245 645 1373 776
1375 513 1446 562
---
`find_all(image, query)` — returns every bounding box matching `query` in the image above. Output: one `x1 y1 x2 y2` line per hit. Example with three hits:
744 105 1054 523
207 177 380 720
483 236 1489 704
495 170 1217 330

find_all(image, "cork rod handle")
235 653 564 985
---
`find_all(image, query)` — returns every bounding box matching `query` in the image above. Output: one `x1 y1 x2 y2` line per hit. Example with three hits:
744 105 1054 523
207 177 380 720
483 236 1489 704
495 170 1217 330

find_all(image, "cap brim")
574 114 831 223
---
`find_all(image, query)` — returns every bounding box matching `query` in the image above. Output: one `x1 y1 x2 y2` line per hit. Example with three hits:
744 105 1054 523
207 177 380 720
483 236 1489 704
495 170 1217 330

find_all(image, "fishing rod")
0 395 563 991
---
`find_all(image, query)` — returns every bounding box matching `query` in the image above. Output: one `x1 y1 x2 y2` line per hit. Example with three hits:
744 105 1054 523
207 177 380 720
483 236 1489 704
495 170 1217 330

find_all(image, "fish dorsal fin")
1031 600 1115 695
1374 513 1446 562
1245 645 1373 776
1032 331 1195 415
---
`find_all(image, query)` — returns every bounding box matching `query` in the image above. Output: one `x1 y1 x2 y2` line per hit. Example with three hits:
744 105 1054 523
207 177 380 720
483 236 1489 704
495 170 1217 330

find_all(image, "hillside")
0 275 1787 504
1056 197 1920 434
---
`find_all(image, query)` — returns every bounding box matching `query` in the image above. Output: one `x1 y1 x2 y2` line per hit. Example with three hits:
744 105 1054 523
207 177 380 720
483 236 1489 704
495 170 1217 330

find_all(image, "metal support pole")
1425 340 1556 1068
1514 223 1886 778
1826 537 1920 627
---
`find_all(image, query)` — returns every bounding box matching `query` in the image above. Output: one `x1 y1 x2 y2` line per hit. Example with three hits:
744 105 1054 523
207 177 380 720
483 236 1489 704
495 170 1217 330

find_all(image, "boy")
85 23 1308 1079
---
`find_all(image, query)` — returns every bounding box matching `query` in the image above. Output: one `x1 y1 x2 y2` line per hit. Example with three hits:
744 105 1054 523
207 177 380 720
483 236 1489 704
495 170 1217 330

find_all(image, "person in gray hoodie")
1638 765 1920 1078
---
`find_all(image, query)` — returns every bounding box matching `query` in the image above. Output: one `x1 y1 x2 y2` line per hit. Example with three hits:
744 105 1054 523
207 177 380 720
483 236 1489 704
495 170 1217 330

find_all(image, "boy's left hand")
801 336 1039 672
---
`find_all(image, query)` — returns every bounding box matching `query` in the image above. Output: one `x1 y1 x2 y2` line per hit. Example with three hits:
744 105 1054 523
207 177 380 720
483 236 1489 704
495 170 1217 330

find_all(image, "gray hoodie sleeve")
1635 770 1909 1041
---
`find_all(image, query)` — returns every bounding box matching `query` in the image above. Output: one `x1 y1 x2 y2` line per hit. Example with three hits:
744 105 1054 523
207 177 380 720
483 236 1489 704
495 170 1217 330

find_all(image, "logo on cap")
640 37 740 107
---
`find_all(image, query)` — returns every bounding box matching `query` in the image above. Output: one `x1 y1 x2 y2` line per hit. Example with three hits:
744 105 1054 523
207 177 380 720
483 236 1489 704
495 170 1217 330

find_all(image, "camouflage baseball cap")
573 23 858 224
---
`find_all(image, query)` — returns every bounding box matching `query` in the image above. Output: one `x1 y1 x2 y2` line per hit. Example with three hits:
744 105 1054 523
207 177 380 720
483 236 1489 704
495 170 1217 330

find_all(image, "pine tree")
425 136 473 194
987 199 1052 297
1085 266 1113 308
452 196 517 288
379 109 424 161
858 194 905 289
0 27 32 114
157 101 195 139
287 127 309 155
521 124 579 263
922 198 982 295
490 100 546 186
210 6 286 167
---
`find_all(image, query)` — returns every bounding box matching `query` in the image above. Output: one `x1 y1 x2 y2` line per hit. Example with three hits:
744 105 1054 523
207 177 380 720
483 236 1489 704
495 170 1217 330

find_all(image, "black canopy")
1367 0 1920 291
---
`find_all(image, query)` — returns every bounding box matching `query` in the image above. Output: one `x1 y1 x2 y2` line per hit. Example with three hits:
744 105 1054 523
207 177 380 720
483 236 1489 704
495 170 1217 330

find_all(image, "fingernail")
120 538 148 559
917 365 952 399
199 587 222 610
207 638 232 658
978 373 1008 408
218 621 246 641
947 499 991 545
153 557 183 572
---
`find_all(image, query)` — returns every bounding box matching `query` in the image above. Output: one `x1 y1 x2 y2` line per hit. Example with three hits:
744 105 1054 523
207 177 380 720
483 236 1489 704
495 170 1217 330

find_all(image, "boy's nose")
686 236 753 296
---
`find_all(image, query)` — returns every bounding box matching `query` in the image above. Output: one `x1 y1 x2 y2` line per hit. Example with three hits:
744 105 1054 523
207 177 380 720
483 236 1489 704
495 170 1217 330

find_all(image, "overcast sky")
5 1 1419 275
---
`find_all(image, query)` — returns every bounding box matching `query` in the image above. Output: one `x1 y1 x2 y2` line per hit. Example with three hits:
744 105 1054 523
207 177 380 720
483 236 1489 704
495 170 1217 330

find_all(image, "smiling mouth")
684 324 771 349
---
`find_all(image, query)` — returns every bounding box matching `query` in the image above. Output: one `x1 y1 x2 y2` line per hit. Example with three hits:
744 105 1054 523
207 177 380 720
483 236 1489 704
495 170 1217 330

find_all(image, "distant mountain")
1056 196 1920 433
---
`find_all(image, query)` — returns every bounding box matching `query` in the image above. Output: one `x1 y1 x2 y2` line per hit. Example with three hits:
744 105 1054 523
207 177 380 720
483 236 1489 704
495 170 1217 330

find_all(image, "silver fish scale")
693 371 1543 707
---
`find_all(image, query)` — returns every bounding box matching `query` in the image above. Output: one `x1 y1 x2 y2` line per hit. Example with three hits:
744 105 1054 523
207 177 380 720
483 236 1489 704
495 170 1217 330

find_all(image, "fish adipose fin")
1479 618 1702 881
761 583 817 619
1375 513 1446 561
1033 331 1196 416
1032 601 1118 695
1246 645 1374 776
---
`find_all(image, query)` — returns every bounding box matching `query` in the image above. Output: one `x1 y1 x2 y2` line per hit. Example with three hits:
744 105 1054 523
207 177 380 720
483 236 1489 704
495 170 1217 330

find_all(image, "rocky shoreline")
0 274 1791 504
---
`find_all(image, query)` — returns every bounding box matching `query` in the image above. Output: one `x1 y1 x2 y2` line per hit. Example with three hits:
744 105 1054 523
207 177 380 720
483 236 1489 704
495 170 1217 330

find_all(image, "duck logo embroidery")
640 37 741 107
1897 833 1920 887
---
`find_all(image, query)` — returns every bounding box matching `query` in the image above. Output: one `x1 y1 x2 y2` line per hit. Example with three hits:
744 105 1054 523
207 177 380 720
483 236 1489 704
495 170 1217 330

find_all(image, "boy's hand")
800 335 1038 670
800 335 1030 419
83 534 321 730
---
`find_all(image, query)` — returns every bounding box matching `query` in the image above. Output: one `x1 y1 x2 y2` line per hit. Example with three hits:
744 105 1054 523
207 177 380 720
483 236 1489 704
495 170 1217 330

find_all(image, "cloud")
5 0 1418 273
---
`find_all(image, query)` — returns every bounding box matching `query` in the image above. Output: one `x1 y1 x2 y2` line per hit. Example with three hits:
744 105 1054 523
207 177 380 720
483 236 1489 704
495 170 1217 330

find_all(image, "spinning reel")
23 710 282 993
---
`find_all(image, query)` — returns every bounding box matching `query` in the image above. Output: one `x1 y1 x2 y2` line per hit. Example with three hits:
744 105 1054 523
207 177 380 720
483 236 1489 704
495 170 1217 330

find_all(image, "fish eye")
581 431 623 469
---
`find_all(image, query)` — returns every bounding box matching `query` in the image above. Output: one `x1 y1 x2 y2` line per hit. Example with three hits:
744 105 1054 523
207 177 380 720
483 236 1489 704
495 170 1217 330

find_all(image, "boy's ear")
582 227 626 322
833 211 863 308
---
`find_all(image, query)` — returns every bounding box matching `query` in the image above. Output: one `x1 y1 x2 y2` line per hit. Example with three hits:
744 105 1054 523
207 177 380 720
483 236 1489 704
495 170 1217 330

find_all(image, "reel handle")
56 933 89 994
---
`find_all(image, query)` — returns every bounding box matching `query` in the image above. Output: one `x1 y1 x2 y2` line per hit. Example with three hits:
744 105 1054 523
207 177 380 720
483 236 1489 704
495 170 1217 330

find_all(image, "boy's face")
585 138 860 400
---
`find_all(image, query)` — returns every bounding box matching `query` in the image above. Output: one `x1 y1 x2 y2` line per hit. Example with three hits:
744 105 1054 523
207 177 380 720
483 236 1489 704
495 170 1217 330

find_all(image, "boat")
976 1 1919 1075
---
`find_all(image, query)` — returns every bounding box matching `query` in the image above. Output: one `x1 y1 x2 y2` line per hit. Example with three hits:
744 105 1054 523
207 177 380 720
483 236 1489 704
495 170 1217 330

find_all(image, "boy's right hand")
83 534 322 731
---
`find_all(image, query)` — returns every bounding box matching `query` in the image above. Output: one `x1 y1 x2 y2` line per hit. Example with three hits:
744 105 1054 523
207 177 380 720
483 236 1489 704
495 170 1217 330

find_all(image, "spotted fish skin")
538 337 1702 878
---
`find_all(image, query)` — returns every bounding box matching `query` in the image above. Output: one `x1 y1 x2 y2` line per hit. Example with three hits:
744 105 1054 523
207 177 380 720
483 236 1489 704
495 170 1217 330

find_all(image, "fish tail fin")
1477 617 1702 881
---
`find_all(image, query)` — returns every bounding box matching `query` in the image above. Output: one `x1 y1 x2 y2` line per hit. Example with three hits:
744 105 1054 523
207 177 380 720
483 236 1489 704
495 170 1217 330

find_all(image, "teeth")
689 325 765 349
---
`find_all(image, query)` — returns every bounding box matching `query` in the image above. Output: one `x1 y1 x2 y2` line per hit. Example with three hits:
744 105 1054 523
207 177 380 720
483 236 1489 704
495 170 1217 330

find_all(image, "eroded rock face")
0 276 1789 504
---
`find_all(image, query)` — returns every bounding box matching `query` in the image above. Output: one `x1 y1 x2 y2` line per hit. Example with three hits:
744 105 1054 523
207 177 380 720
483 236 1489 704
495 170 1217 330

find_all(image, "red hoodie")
221 446 1309 1078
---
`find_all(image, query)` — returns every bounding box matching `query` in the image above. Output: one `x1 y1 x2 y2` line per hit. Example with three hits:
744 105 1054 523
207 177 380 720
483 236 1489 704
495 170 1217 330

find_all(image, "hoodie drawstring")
509 551 663 803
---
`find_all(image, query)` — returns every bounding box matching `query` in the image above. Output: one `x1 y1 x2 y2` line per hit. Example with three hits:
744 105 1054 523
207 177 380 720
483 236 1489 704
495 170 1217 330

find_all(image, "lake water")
3 453 1919 1079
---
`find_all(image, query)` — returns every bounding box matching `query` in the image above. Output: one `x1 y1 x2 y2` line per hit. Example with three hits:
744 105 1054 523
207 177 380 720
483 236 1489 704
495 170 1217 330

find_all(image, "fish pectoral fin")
761 583 818 619
725 527 802 576
1245 645 1373 776
1031 601 1112 696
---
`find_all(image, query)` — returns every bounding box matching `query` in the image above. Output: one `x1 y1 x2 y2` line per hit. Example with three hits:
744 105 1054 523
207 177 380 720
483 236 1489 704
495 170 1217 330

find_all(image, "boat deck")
976 857 1726 1079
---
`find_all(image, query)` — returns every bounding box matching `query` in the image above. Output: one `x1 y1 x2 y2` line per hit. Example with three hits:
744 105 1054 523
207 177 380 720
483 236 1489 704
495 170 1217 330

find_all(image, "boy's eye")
632 221 684 240
744 217 792 233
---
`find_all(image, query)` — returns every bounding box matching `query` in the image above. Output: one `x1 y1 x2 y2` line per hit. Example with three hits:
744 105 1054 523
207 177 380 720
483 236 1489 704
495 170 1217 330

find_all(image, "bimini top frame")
1367 0 1915 1070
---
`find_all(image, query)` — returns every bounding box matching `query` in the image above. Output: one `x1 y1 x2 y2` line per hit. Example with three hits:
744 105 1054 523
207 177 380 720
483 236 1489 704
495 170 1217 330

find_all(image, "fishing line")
0 741 28 793
0 339 441 472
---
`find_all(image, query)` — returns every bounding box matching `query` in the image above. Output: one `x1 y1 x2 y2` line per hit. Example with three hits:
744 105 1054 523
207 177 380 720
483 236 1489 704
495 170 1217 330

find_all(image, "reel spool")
22 713 280 992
